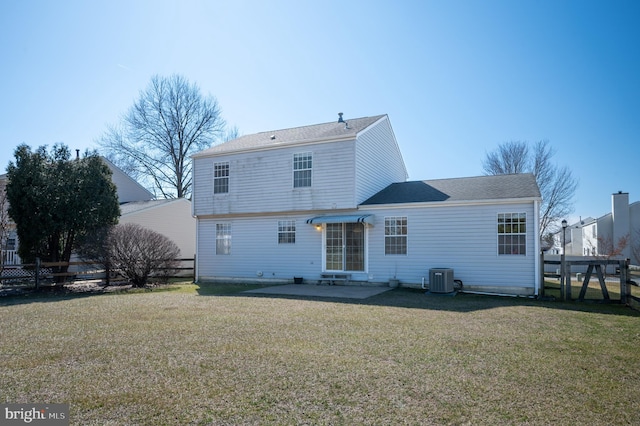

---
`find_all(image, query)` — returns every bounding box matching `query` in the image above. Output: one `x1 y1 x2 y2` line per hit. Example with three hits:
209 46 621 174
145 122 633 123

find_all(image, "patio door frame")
322 222 367 272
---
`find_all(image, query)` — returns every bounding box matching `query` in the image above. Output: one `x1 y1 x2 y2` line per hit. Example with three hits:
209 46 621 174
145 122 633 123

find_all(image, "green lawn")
1 282 639 425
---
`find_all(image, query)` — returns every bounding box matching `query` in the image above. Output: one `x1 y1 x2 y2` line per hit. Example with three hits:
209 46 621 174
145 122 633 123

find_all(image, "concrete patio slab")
244 284 392 299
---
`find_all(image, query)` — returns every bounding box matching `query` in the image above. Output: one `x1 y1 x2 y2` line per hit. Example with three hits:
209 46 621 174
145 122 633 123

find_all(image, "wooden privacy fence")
0 258 195 288
542 256 637 305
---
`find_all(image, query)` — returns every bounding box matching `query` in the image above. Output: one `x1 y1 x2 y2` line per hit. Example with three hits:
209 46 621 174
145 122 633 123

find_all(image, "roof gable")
361 174 541 205
193 115 386 157
102 157 154 203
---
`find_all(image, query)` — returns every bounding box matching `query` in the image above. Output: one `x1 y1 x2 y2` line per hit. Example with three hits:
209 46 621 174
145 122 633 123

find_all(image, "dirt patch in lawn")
0 280 136 297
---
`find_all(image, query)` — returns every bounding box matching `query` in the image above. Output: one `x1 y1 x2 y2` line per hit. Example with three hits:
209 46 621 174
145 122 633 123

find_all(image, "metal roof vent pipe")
338 112 344 123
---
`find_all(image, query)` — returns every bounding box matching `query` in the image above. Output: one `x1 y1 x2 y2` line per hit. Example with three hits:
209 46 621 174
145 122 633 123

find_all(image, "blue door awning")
306 214 374 225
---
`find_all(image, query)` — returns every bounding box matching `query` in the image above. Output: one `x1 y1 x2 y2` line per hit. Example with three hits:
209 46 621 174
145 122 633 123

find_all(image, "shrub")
109 223 180 287
77 226 114 284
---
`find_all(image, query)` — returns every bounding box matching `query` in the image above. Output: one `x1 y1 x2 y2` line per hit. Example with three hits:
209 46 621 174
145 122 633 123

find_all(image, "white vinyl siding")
365 203 537 292
197 215 321 281
192 118 406 216
355 116 407 204
196 201 537 293
192 141 356 215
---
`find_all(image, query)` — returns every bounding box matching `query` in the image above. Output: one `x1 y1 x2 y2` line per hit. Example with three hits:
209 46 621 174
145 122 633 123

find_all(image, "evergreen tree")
6 144 120 280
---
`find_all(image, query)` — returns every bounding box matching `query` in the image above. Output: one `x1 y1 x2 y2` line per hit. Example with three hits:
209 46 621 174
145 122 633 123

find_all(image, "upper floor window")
293 152 312 188
498 213 526 255
214 162 229 194
385 216 407 255
216 223 231 255
278 220 296 244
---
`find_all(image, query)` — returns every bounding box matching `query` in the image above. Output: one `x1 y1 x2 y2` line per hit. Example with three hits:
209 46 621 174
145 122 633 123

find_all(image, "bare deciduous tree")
99 74 227 199
596 234 629 275
483 140 578 238
633 229 640 266
223 125 240 143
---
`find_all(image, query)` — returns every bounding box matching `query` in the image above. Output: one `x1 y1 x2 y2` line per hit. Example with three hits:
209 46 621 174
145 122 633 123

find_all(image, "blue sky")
1 0 638 223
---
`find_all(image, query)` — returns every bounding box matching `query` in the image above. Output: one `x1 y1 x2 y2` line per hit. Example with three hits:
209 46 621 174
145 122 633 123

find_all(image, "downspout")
534 199 541 297
194 219 199 283
191 162 199 283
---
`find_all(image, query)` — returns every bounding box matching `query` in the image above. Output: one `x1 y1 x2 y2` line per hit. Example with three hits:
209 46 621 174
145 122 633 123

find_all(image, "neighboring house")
104 156 196 258
119 198 196 258
548 216 596 255
102 157 155 203
0 174 19 266
72 164 197 273
554 191 639 265
0 158 195 265
191 114 543 296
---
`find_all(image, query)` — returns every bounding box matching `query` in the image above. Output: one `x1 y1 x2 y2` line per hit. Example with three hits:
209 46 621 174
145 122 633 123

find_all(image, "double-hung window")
216 223 231 255
385 216 407 255
278 220 296 244
214 162 229 194
497 213 526 255
293 152 312 188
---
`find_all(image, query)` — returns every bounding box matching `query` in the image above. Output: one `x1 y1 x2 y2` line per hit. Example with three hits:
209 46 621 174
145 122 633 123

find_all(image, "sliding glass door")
325 223 365 271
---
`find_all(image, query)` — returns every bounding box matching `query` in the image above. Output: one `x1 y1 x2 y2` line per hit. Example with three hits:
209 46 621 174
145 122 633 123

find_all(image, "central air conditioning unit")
429 268 454 293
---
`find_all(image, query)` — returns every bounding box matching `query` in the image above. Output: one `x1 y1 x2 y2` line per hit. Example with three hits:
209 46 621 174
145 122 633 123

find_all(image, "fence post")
564 262 572 301
539 251 545 297
620 259 629 305
35 257 41 289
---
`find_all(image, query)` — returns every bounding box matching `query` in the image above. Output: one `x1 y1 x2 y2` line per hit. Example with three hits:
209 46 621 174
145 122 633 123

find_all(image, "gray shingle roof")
193 115 387 157
361 174 541 205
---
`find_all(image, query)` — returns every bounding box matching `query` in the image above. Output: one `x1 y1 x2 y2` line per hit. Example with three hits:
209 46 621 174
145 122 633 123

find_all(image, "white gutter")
192 135 357 158
362 197 542 210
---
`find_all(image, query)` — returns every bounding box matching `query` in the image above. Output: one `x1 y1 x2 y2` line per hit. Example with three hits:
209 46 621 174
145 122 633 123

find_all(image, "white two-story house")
192 114 542 296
